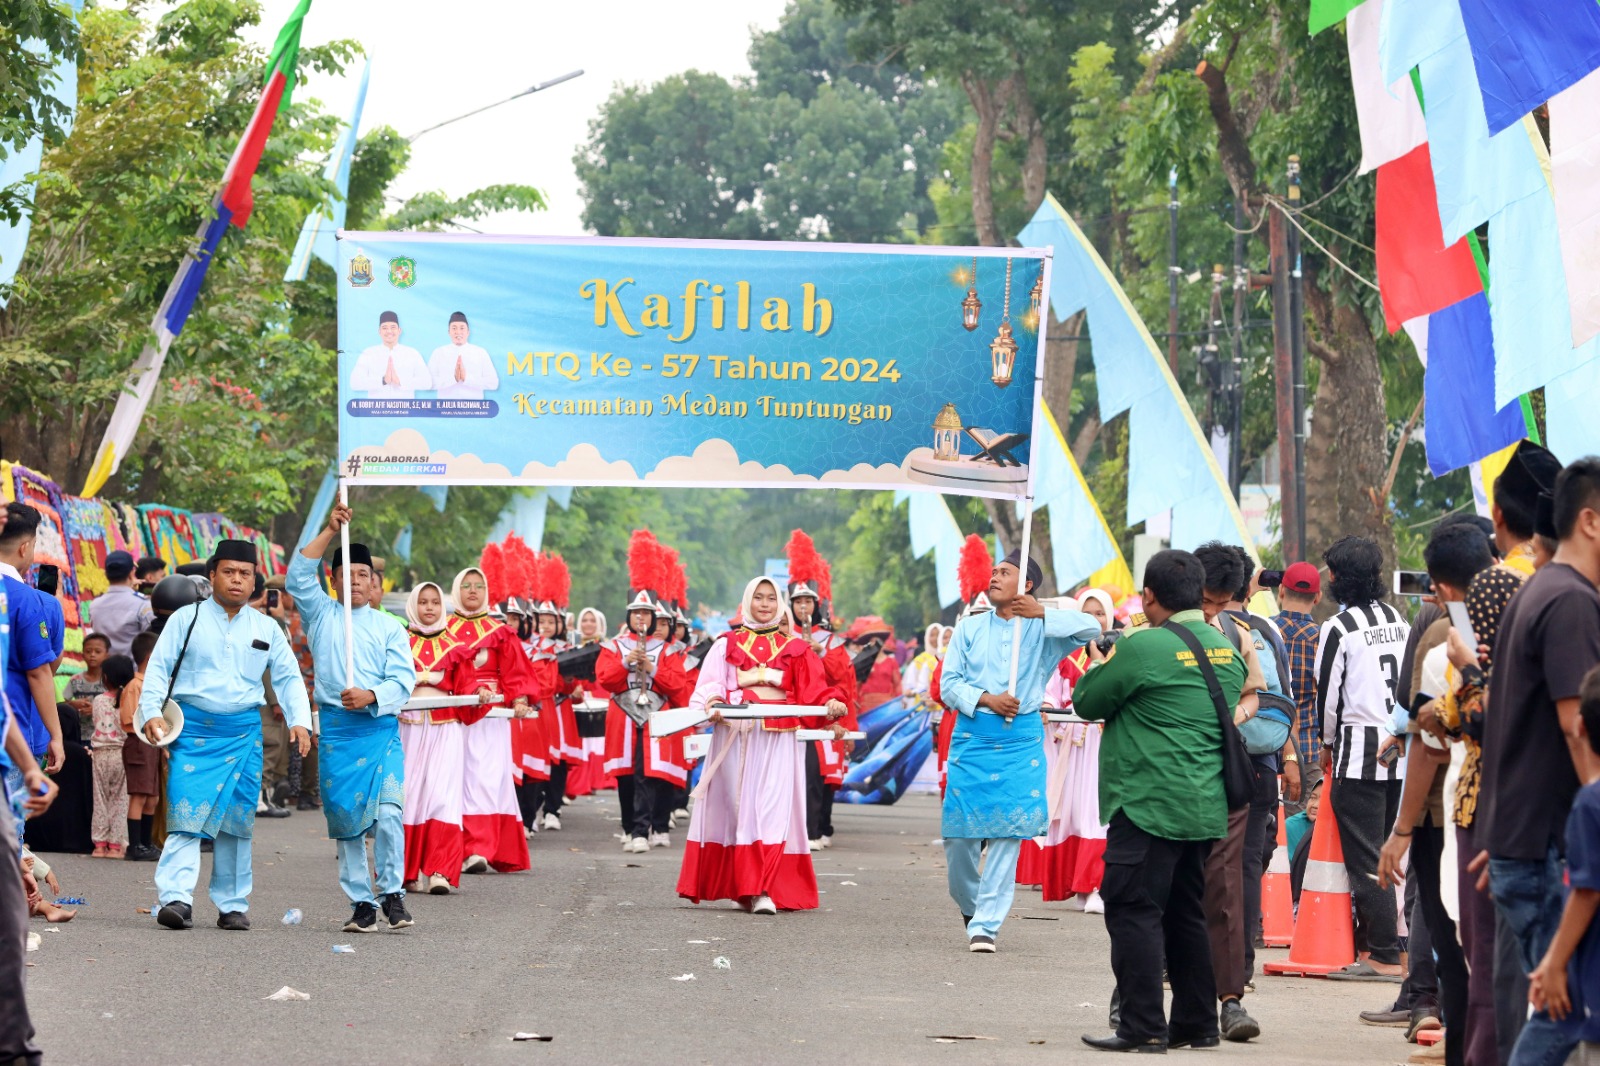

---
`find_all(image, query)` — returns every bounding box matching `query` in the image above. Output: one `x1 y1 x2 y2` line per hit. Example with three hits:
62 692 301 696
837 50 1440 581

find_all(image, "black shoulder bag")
1162 620 1252 811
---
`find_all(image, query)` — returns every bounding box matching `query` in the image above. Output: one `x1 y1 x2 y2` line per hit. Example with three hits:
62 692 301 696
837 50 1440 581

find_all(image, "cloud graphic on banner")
517 445 639 482
644 438 904 486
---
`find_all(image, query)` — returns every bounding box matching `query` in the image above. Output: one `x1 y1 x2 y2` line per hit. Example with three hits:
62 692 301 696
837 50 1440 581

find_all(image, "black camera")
1095 631 1121 655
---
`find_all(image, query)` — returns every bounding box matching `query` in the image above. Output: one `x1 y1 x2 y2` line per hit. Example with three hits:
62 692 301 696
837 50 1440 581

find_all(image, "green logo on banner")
388 256 417 289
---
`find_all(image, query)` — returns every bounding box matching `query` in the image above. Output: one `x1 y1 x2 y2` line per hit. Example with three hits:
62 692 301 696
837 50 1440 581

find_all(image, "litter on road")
265 987 311 1002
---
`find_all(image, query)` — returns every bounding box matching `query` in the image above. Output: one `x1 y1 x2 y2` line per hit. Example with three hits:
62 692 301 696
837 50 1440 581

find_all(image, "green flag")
1309 0 1362 34
265 0 313 108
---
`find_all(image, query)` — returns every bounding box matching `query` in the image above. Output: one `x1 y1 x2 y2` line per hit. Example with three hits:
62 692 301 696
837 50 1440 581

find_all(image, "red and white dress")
401 601 481 887
1038 650 1106 901
596 634 691 790
448 600 543 873
677 621 841 910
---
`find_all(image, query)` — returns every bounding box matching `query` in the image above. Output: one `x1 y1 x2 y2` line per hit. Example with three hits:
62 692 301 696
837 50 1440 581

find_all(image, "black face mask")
516 616 534 641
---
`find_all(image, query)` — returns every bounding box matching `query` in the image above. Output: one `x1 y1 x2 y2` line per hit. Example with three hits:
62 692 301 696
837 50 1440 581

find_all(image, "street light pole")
406 69 585 143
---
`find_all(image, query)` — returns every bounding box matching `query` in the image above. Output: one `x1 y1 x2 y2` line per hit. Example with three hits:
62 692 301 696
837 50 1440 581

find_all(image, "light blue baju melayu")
939 607 1099 940
287 554 415 906
136 598 310 914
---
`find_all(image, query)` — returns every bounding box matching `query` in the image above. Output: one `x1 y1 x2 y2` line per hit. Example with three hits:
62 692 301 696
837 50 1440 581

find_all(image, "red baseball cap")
1282 561 1321 596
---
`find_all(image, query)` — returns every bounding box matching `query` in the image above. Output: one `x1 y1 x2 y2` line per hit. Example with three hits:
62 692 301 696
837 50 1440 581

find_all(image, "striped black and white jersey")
1315 601 1411 781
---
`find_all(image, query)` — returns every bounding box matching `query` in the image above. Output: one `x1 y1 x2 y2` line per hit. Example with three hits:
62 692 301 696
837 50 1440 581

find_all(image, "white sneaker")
673 807 690 821
462 854 490 875
668 813 678 830
543 813 561 831
808 839 823 852
1084 890 1105 915
820 835 832 849
650 832 671 849
427 874 452 895
628 837 650 854
403 878 427 893
1064 894 1088 912
751 894 777 915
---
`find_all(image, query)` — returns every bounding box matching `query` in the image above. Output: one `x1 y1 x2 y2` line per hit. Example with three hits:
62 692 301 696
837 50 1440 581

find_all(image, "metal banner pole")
1008 249 1054 698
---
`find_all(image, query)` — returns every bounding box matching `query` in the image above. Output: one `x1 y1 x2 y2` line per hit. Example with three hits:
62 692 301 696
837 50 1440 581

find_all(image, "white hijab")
1075 588 1115 630
577 606 607 645
405 582 448 635
739 575 792 635
450 567 488 618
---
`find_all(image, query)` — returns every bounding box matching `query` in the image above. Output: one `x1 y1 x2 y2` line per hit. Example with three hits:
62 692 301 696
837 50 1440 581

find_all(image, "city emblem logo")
347 252 373 288
388 256 417 289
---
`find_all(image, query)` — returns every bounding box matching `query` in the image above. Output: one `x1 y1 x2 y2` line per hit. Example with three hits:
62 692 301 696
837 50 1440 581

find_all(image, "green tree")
0 0 82 227
574 0 964 243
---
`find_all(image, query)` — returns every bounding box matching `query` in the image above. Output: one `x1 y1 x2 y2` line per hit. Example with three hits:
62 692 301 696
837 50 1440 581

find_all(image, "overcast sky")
246 1 791 234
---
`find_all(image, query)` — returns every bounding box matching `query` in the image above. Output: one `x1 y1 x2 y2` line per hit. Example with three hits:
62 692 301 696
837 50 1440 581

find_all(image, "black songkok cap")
1001 548 1043 594
1497 440 1563 517
379 310 399 326
448 311 468 325
1536 492 1558 541
209 539 258 569
331 542 374 572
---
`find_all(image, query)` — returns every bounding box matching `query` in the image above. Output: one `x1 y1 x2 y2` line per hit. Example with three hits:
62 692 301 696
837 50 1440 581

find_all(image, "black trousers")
804 742 835 840
1242 759 1277 981
514 761 572 828
1413 820 1468 1066
1335 777 1404 964
1102 812 1218 1044
617 725 671 839
0 797 42 1065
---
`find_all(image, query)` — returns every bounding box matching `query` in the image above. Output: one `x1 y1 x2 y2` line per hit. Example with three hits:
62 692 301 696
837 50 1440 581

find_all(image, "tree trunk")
964 76 1004 248
1302 287 1395 568
1042 309 1083 426
1012 71 1048 222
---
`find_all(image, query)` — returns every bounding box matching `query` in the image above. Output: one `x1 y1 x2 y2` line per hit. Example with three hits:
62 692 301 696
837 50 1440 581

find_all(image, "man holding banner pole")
939 550 1099 952
289 504 418 932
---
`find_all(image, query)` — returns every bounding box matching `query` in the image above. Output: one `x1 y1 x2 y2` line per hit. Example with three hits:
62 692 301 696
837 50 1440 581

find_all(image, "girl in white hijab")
400 582 470 894
675 576 847 915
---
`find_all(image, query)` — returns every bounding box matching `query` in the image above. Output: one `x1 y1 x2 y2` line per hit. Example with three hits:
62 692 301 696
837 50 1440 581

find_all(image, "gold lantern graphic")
990 258 1018 387
961 257 981 331
932 403 963 461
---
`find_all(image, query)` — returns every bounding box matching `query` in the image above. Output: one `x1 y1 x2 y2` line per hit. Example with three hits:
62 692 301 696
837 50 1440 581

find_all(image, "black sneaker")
216 910 251 931
125 843 160 862
1219 999 1260 1042
344 901 379 933
297 795 321 811
156 901 193 930
381 893 414 929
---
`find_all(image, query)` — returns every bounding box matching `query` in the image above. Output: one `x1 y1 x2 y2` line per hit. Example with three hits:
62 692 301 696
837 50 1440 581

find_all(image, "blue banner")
336 234 1048 499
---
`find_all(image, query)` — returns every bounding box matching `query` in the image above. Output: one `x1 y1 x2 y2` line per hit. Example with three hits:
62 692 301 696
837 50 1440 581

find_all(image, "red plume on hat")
958 534 993 603
479 542 508 606
818 558 834 603
659 544 682 610
501 534 537 601
785 529 823 591
545 552 571 611
626 529 665 613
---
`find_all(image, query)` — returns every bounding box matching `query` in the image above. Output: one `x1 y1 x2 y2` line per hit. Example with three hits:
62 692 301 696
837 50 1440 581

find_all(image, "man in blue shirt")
290 504 416 933
0 504 64 789
939 549 1099 952
137 540 312 932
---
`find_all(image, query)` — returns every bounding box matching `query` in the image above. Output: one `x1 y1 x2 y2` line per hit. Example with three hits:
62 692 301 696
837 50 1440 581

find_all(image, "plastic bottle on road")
282 908 303 925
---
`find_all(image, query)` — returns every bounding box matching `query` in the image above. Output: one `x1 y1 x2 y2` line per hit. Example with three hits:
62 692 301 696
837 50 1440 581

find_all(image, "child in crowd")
89 654 136 858
1288 780 1321 908
65 632 110 737
1527 667 1600 1046
22 849 75 922
119 631 161 861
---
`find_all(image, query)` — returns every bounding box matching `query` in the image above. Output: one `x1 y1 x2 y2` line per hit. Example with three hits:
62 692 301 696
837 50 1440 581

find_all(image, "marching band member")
677 575 847 914
597 532 691 853
1037 589 1112 912
447 566 542 874
567 607 611 799
784 531 860 851
528 555 582 832
289 507 418 932
400 581 482 894
502 596 554 837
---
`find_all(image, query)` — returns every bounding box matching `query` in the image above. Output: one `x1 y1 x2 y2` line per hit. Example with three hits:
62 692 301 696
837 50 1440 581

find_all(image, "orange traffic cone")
1264 782 1356 977
1260 806 1294 947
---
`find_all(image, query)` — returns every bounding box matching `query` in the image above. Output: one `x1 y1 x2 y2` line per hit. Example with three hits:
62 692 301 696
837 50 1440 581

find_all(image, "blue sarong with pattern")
319 707 404 840
941 711 1047 839
166 703 262 839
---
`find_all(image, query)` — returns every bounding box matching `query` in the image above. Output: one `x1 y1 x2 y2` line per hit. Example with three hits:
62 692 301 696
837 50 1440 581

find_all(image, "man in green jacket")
1073 549 1245 1054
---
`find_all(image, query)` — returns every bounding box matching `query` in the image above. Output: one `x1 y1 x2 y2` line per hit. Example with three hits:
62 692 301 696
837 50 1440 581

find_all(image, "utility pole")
1286 155 1308 564
1269 203 1301 565
1206 263 1226 477
1230 200 1247 499
1167 166 1180 375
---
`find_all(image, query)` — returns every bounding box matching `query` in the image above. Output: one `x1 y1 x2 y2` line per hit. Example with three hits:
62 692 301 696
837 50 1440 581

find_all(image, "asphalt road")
25 793 1414 1066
